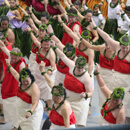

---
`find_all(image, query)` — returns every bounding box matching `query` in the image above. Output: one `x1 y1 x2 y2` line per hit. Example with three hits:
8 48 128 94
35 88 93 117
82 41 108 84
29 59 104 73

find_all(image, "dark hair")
25 7 29 12
74 1 81 7
120 36 129 45
125 6 130 12
19 69 35 84
93 4 100 9
1 16 9 23
59 83 67 100
82 30 89 36
41 11 50 20
67 8 77 15
64 43 74 52
85 9 93 15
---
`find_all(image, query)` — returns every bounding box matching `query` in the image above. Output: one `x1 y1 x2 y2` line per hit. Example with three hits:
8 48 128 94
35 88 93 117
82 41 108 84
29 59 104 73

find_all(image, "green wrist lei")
121 1 125 4
90 74 92 77
93 71 100 75
47 107 52 111
39 23 47 30
41 71 46 75
29 30 33 34
101 1 104 4
93 26 98 30
48 69 53 72
27 110 33 115
8 65 12 72
50 33 54 37
10 51 23 57
84 93 88 100
59 21 64 26
70 4 74 7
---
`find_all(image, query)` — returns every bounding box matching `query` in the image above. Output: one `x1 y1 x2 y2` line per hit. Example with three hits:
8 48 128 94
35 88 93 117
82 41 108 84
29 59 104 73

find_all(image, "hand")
99 2 103 6
116 12 120 15
29 6 32 13
19 6 28 16
39 61 46 72
47 70 52 75
117 27 121 32
25 112 32 118
58 15 62 23
50 40 55 47
80 92 86 98
9 16 15 20
5 59 11 66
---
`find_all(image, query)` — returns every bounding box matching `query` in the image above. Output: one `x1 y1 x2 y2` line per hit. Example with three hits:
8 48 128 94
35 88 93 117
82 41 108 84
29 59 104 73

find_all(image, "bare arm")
15 10 22 21
57 3 66 14
90 26 99 43
89 45 104 52
7 29 15 46
4 0 10 7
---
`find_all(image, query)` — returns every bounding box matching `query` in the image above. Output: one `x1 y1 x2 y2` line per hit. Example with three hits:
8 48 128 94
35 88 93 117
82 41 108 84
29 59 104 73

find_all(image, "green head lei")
42 35 51 42
119 35 130 46
111 87 125 100
76 56 87 67
93 4 100 9
63 44 76 57
67 13 78 17
109 34 114 39
39 24 47 31
51 85 64 96
81 30 91 39
19 67 29 79
10 51 23 57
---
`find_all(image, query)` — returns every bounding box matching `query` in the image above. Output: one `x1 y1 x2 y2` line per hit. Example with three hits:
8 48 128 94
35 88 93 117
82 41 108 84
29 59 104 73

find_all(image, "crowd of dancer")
0 0 130 130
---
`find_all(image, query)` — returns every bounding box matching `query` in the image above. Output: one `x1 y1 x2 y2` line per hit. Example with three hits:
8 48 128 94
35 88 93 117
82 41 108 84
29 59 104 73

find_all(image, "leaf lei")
52 100 65 111
103 48 115 62
48 0 60 6
81 18 91 28
19 81 34 91
110 1 119 8
10 6 19 11
78 41 88 52
37 47 50 61
8 60 20 72
93 12 101 16
101 98 123 118
73 67 87 77
117 49 130 60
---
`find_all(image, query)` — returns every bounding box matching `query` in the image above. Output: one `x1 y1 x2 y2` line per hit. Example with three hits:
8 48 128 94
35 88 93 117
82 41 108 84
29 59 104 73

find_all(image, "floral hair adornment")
42 35 51 42
81 30 91 39
111 87 125 100
51 85 64 96
10 51 23 57
39 23 47 31
67 13 78 17
63 44 76 57
119 35 130 46
76 56 87 67
19 67 29 79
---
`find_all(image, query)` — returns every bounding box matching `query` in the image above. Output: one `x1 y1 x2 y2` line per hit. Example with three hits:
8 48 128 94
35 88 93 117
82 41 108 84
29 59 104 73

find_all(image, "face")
41 41 50 51
93 7 99 13
85 13 92 22
111 98 122 106
68 15 76 23
10 0 16 8
120 45 130 53
21 77 31 86
75 65 84 72
41 17 49 24
112 0 118 4
38 29 46 38
1 21 9 30
52 89 64 104
10 54 20 64
74 5 80 10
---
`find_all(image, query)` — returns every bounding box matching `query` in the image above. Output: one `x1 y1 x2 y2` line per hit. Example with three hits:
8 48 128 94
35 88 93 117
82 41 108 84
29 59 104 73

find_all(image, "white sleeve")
117 15 123 27
123 14 130 25
83 5 88 10
99 14 105 21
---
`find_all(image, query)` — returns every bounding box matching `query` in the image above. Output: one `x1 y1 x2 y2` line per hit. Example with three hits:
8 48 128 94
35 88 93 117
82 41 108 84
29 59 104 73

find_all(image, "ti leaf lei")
52 100 65 111
103 48 115 62
78 41 88 52
117 49 130 60
110 1 119 8
101 98 123 118
64 21 76 33
93 12 101 16
8 60 20 72
48 0 60 6
37 47 50 61
73 67 87 77
19 81 34 91
81 18 91 28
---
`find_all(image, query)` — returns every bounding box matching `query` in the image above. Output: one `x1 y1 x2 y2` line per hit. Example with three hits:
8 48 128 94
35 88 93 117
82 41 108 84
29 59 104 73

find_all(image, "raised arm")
7 28 15 46
5 59 19 82
4 0 10 7
91 19 120 52
95 64 112 98
57 2 66 14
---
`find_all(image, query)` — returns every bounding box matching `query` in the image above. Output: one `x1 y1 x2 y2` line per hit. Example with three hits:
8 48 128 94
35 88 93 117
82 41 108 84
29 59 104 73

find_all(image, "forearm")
15 16 22 21
30 13 41 25
0 41 10 56
44 73 53 88
30 102 39 112
88 64 93 75
4 0 10 7
30 32 40 47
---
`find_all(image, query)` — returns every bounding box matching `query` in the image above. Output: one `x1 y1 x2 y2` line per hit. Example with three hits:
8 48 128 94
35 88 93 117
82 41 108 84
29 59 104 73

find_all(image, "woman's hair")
120 36 129 46
41 11 50 20
1 16 9 23
19 68 35 83
67 8 77 15
64 43 74 52
85 9 93 15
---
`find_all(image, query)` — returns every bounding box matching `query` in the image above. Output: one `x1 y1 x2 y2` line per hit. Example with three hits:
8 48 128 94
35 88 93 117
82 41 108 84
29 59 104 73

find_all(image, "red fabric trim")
31 43 39 54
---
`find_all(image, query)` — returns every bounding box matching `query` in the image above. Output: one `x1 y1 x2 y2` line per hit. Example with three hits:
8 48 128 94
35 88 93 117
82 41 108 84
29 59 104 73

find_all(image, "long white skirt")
17 98 43 130
66 89 90 126
0 84 2 103
50 123 76 129
28 52 37 75
99 115 114 126
112 70 130 117
2 96 19 128
98 66 114 107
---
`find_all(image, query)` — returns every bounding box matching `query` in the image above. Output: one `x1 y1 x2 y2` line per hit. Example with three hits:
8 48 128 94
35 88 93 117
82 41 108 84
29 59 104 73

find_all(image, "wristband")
50 33 54 37
41 71 46 75
70 4 74 7
8 65 12 72
80 37 83 41
53 46 57 50
29 30 33 34
27 110 33 115
93 26 98 30
59 21 64 26
93 71 100 75
47 107 52 111
84 93 88 100
89 103 91 107
48 69 53 72
90 74 92 77
101 1 104 4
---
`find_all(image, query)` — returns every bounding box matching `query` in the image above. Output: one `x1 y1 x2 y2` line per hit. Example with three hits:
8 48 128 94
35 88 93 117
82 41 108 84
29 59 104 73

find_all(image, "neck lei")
78 42 88 52
10 6 18 11
104 48 115 62
117 49 130 60
81 18 91 28
73 67 87 77
52 100 65 111
102 98 123 118
110 1 119 8
58 54 76 68
37 47 50 61
19 81 34 91
48 0 59 6
93 12 101 16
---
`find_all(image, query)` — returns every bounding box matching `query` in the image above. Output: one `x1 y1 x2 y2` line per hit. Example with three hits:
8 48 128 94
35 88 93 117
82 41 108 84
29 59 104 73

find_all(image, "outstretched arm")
4 0 10 7
95 64 112 98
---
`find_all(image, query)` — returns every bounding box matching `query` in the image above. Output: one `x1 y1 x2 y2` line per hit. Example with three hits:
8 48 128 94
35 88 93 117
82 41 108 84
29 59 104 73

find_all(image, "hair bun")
59 83 63 87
